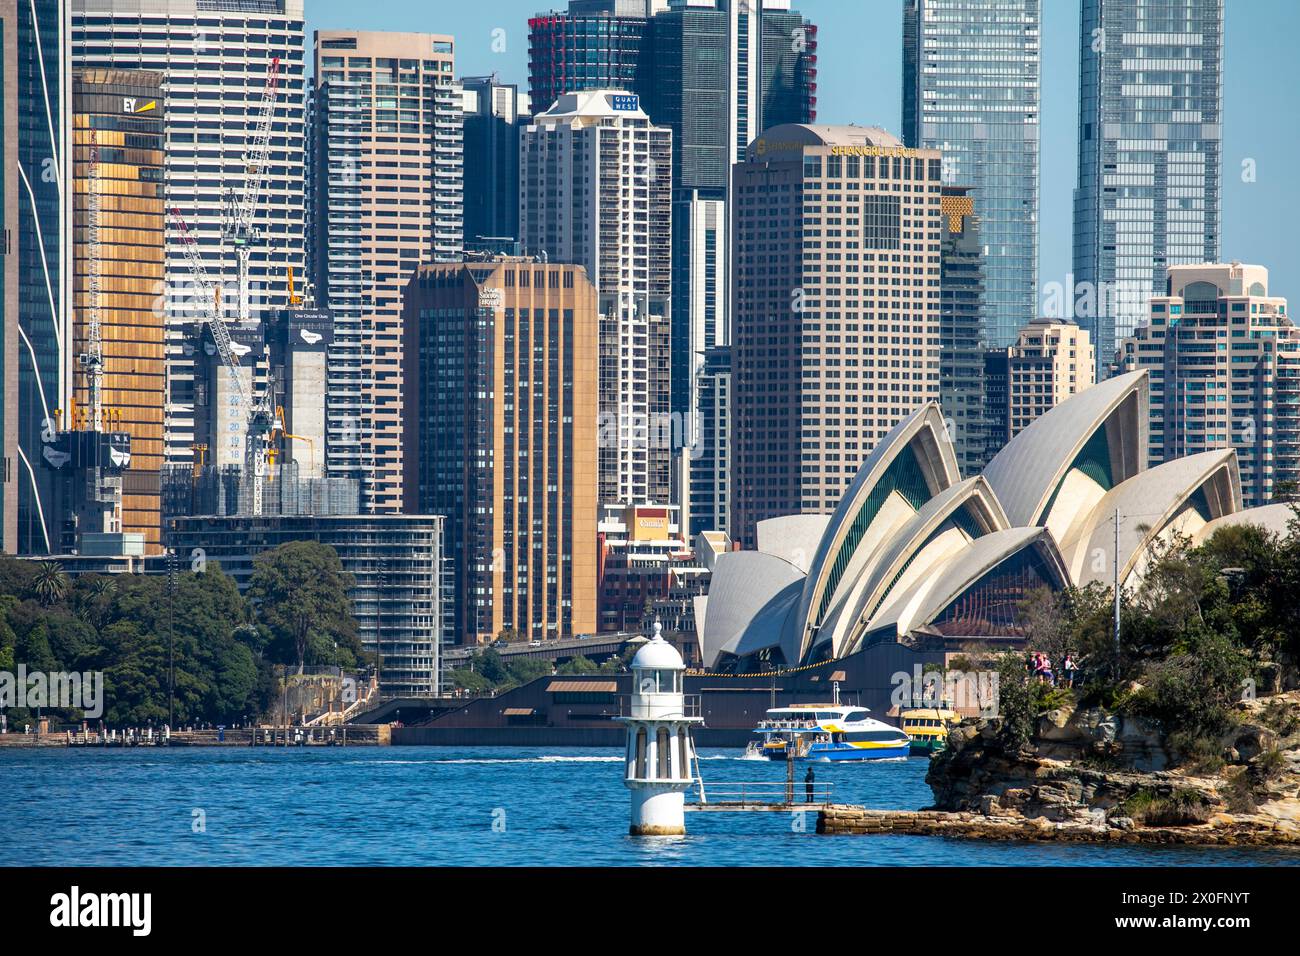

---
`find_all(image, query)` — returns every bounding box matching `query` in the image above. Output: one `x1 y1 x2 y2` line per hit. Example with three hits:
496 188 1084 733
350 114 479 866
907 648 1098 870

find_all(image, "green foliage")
995 653 1035 750
1015 519 1300 768
247 541 362 673
557 655 597 675
0 548 359 726
1119 788 1212 827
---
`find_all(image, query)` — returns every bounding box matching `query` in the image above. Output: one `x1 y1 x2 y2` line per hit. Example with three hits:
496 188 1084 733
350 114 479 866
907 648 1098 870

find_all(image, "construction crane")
166 56 283 514
170 206 274 514
224 55 281 329
81 129 104 433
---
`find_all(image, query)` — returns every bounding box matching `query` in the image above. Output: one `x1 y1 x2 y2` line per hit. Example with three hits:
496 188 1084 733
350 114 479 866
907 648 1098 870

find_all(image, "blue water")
1 747 1296 866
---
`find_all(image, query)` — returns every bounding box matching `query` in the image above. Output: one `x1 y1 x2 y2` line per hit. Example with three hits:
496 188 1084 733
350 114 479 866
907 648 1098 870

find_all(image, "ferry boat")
900 706 960 755
748 690 910 762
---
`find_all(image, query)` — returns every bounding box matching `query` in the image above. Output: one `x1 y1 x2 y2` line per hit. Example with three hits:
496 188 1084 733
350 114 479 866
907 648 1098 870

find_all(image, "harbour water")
2 747 1296 866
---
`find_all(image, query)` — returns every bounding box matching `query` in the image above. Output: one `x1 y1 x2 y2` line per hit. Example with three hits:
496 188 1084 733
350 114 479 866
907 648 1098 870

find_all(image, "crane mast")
170 207 272 514
84 129 104 433
225 55 281 329
167 56 282 516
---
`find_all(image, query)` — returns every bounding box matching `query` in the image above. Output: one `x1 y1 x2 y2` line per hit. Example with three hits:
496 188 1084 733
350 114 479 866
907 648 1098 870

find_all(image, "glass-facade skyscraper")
1074 0 1223 368
2 0 73 554
903 0 1040 350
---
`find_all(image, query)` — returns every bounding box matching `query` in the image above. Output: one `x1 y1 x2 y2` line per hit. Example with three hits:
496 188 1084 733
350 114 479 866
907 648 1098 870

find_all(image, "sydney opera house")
696 370 1293 672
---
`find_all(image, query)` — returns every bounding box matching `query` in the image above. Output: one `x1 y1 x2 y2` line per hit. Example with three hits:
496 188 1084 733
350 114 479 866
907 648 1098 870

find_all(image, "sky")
307 0 1300 303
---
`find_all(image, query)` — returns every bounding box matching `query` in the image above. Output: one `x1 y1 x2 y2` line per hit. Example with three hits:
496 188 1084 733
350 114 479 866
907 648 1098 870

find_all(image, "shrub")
1119 788 1212 827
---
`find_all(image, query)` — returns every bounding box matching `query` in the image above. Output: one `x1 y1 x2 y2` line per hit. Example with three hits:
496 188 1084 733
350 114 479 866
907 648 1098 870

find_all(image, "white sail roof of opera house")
697 548 805 669
982 369 1148 534
694 369 1295 671
860 527 1070 645
785 404 960 665
1057 448 1241 587
813 476 1010 659
1193 502 1295 544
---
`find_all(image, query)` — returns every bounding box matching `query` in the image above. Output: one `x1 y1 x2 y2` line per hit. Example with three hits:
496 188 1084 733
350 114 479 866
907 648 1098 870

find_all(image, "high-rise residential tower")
71 69 167 553
308 30 463 515
402 258 599 645
3 0 73 555
1074 0 1223 366
730 126 944 549
71 0 308 472
999 319 1095 440
903 0 1040 350
519 89 673 507
1114 263 1296 507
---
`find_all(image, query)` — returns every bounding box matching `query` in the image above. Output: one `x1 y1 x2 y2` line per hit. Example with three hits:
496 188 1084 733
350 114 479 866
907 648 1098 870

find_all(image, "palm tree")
32 561 69 607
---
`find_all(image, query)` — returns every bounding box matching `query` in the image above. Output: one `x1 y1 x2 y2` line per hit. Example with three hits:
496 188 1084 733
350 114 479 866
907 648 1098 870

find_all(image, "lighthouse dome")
631 619 684 671
632 637 684 671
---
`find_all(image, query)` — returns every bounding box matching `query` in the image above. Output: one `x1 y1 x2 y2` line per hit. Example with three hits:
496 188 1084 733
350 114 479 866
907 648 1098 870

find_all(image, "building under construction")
46 69 167 557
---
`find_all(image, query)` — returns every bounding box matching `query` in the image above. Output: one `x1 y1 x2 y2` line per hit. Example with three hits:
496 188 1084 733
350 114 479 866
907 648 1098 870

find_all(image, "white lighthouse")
618 619 703 836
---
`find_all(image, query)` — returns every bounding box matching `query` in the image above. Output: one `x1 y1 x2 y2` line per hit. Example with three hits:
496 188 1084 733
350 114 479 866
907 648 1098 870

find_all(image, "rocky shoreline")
819 691 1300 847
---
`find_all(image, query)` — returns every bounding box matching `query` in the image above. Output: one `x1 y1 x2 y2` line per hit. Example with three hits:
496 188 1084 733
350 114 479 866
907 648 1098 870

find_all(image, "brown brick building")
403 258 598 644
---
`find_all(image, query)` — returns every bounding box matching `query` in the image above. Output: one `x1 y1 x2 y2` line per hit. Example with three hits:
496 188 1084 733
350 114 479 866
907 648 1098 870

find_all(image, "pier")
0 725 390 747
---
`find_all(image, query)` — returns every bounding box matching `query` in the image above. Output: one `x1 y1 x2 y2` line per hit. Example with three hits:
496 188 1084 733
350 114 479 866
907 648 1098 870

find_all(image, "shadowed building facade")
403 258 598 645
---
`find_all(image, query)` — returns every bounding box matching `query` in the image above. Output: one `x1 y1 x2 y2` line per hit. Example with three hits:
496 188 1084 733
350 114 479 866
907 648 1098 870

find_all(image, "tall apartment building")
2 0 73 555
1114 263 1297 507
730 126 944 548
519 89 672 506
903 0 1040 349
308 30 463 515
168 513 444 696
990 319 1096 441
71 0 307 471
402 258 598 645
461 75 530 248
938 185 988 475
1074 0 1223 365
71 69 166 554
687 344 731 536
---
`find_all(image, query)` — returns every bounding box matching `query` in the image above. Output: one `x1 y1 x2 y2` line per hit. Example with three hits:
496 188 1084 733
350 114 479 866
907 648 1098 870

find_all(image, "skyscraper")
730 126 944 548
1074 0 1223 366
903 0 1040 349
71 69 166 553
402 258 599 645
530 1 818 528
519 90 673 507
71 0 308 472
527 3 657 115
650 0 816 533
3 0 73 555
938 185 989 475
308 30 463 514
1114 263 1297 507
460 75 529 248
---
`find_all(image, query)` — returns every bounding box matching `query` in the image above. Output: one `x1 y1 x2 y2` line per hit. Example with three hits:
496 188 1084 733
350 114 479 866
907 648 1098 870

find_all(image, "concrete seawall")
817 805 1300 847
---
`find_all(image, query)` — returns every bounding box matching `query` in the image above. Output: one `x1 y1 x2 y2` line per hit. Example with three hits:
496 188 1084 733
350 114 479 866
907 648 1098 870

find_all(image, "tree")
32 562 69 607
247 542 360 674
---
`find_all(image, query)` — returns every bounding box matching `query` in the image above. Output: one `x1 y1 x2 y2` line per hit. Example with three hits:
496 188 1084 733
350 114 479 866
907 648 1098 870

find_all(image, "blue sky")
307 0 1299 301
